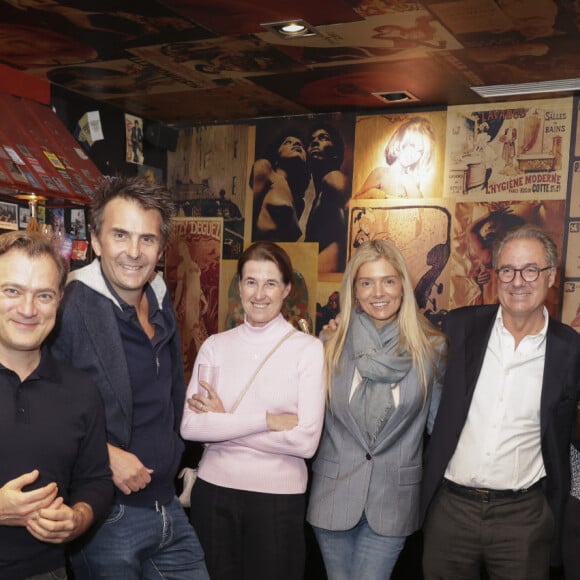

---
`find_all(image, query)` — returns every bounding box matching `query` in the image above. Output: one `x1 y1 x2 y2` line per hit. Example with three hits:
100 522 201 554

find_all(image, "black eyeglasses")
495 266 553 283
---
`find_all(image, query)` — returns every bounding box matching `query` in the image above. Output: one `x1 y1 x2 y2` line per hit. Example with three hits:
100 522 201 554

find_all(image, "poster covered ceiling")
0 0 577 124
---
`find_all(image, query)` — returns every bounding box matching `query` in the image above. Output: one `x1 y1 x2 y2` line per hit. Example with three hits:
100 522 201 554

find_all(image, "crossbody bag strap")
230 329 296 413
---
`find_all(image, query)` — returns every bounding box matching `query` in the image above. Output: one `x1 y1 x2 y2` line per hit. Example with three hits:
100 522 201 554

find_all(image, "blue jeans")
71 497 209 580
312 515 406 580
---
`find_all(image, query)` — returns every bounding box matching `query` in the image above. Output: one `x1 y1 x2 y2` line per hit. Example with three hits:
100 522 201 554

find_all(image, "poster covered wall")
166 94 580 338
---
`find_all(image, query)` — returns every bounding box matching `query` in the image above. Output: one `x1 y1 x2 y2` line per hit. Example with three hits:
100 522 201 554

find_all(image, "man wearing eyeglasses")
421 224 580 580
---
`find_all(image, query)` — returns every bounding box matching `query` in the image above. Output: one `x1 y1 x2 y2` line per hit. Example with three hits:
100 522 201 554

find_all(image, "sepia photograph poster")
166 217 222 383
250 114 355 276
352 111 447 200
444 97 573 199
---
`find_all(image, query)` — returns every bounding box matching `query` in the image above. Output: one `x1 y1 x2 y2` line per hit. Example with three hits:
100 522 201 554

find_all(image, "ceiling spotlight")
372 91 419 104
260 19 319 38
281 22 306 34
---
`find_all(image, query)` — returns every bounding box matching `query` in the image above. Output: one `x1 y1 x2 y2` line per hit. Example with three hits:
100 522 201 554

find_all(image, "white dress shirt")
444 307 548 490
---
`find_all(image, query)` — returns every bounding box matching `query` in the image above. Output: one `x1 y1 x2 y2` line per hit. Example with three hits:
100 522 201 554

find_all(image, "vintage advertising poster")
165 217 222 382
224 242 319 335
352 111 447 200
451 200 565 317
444 98 573 199
168 123 250 261
348 199 452 327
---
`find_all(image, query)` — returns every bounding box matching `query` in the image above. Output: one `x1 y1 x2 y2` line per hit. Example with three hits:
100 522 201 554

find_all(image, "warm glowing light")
281 22 306 34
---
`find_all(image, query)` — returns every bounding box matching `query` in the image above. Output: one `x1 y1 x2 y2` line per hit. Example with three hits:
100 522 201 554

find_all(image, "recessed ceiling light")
372 91 419 104
260 19 319 38
281 23 306 34
471 78 580 98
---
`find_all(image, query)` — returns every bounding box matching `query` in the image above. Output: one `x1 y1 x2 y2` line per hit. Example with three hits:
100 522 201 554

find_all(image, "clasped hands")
0 469 92 543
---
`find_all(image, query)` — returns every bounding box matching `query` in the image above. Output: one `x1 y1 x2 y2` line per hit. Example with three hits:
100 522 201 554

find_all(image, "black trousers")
563 495 580 580
423 483 553 580
190 478 306 580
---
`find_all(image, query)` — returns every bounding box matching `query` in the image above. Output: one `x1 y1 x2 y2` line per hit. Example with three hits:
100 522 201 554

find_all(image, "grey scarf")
349 312 412 446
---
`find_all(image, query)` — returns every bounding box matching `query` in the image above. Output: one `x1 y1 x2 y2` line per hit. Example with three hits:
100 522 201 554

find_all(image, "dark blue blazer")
421 304 580 565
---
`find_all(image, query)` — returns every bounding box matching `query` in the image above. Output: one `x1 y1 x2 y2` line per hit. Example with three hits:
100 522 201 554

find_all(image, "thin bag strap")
230 329 296 413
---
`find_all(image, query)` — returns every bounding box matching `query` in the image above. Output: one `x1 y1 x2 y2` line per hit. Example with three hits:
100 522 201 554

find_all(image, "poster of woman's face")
352 111 447 200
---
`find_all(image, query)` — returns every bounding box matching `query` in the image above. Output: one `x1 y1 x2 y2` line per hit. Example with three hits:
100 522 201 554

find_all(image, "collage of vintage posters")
165 217 222 382
347 111 449 326
167 94 580 339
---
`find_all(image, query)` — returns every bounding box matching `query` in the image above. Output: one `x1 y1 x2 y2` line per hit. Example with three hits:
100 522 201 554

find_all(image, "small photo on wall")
18 205 30 229
125 113 144 165
0 201 18 230
71 208 87 239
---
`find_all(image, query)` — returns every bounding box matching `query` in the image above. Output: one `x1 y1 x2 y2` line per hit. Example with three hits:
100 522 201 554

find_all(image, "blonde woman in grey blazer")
307 239 446 580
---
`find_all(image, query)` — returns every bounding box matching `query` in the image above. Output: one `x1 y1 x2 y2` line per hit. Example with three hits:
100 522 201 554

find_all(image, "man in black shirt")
0 231 112 579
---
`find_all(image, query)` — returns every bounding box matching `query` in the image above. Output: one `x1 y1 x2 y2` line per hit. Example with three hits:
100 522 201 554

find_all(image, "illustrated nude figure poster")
166 217 222 382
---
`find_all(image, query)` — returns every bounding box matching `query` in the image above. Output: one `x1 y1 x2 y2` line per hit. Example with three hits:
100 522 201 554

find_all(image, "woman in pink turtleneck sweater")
180 241 325 580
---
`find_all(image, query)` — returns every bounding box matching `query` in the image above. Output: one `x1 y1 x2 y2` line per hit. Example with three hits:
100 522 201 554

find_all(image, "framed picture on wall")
0 201 18 230
18 205 30 229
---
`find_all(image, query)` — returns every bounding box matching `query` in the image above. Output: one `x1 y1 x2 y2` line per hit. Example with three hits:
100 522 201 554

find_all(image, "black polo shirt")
0 350 112 579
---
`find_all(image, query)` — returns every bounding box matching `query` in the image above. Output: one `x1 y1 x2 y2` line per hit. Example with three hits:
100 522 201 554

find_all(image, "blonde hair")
324 239 444 400
385 116 435 174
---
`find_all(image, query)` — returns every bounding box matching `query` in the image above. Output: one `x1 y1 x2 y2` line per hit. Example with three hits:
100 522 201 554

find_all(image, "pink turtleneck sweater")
180 314 325 494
